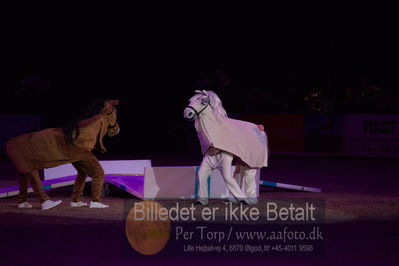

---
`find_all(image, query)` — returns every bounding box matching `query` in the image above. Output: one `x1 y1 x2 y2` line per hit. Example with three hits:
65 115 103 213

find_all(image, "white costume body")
186 92 268 205
233 129 267 204
194 107 268 169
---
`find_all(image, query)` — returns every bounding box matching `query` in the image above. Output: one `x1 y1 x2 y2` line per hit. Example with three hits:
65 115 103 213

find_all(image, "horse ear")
202 90 208 96
194 90 202 94
108 99 119 106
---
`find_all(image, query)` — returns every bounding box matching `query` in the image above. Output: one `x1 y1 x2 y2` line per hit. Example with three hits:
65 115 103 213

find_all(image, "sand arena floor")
0 156 398 265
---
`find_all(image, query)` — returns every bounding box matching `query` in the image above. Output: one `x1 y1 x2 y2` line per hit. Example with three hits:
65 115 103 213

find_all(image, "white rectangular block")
44 164 77 180
51 181 75 189
143 166 260 200
7 191 18 197
144 166 196 199
44 160 152 180
100 160 152 175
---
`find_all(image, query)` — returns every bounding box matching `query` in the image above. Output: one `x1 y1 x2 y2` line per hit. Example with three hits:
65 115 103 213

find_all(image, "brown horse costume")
6 99 120 204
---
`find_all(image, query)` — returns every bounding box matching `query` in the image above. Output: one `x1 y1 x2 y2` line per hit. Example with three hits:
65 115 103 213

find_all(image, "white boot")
89 201 109 208
41 200 62 210
70 201 88 208
193 200 208 206
223 197 239 204
17 202 33 209
246 197 258 205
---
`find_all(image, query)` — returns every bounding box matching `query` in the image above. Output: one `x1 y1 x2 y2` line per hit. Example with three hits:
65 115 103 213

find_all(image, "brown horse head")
101 99 120 137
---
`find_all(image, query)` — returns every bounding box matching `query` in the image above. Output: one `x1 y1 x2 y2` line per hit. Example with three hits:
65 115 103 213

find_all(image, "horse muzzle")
108 123 120 137
183 106 198 121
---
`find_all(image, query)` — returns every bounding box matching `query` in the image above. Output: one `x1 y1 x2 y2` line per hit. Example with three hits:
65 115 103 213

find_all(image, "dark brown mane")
63 98 107 144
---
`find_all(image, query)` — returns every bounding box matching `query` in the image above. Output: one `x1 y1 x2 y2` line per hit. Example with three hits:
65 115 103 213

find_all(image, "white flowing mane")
191 90 227 119
208 91 228 119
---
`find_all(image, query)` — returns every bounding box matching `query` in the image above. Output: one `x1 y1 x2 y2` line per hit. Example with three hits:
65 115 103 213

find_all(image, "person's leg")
233 165 245 191
7 138 61 209
17 173 29 204
88 158 104 203
72 153 105 203
26 171 62 210
243 168 258 204
27 170 50 203
197 154 214 205
70 162 88 203
218 152 247 202
7 139 34 206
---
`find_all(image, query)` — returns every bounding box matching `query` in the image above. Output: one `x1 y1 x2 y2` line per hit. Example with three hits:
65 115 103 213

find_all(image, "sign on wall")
343 115 399 158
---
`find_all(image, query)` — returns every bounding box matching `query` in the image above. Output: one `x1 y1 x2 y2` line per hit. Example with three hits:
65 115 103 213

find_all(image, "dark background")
1 13 398 157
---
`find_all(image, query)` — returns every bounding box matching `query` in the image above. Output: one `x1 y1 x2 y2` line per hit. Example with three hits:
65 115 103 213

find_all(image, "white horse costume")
184 90 268 204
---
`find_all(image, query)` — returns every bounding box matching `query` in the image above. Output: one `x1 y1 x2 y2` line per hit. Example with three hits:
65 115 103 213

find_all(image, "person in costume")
183 90 268 205
6 99 120 210
233 124 267 204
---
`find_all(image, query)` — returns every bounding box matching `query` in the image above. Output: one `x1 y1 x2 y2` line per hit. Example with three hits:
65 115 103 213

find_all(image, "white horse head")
183 90 227 120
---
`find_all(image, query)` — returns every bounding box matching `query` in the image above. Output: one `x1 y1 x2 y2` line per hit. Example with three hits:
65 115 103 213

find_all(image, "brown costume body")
6 101 119 204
